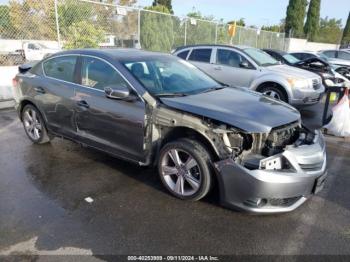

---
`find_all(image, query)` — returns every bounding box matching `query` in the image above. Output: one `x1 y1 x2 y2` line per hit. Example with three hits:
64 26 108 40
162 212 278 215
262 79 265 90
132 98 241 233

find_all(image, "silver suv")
173 45 324 106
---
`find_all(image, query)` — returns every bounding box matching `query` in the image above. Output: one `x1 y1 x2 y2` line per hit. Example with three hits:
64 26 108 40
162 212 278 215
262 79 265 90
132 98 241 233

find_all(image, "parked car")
290 51 350 81
319 49 350 64
13 49 327 213
21 42 61 61
0 42 60 65
263 49 341 85
173 45 324 106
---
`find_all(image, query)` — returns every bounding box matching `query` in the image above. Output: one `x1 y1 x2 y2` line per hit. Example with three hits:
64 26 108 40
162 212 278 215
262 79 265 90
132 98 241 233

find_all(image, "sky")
136 0 350 27
0 0 348 27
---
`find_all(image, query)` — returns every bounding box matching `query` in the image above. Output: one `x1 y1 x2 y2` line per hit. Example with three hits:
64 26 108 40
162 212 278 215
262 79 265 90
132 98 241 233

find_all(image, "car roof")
263 49 287 55
290 51 317 54
173 44 253 53
49 48 172 60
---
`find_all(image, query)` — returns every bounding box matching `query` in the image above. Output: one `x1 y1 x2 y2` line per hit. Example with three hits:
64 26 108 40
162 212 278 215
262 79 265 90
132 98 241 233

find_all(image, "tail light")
12 78 18 88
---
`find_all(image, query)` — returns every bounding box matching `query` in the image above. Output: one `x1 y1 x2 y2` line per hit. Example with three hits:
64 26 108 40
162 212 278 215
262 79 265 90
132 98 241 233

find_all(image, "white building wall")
0 66 18 101
285 38 339 52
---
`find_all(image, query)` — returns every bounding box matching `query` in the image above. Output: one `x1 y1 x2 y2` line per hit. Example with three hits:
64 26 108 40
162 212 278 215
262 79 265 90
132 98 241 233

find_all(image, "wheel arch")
18 99 45 122
255 81 290 103
158 126 220 163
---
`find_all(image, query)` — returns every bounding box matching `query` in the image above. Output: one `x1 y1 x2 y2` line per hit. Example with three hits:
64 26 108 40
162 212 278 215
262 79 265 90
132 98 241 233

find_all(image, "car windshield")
244 48 280 66
318 53 329 61
283 54 300 64
122 56 222 96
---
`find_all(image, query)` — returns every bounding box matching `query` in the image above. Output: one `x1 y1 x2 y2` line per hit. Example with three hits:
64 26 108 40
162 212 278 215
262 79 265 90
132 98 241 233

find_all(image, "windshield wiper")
156 93 188 97
196 86 226 94
262 62 279 67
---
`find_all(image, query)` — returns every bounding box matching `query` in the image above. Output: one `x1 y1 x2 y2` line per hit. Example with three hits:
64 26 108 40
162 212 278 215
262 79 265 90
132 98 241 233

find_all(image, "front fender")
250 74 293 101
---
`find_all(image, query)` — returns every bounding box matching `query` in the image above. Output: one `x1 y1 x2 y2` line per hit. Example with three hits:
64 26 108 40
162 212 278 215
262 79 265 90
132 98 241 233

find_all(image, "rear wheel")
260 85 287 103
22 104 51 144
158 138 212 201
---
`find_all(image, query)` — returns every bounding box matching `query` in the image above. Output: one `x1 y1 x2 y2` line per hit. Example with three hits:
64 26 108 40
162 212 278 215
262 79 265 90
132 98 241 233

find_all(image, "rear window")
338 51 350 60
177 50 190 60
43 56 77 82
188 48 212 63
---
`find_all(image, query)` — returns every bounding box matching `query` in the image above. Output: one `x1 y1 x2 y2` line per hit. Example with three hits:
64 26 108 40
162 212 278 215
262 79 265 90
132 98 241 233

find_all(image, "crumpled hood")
160 88 300 133
264 64 320 79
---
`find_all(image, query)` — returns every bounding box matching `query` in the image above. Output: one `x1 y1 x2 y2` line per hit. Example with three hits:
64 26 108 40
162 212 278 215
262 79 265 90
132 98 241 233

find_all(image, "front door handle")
77 100 90 109
34 86 45 94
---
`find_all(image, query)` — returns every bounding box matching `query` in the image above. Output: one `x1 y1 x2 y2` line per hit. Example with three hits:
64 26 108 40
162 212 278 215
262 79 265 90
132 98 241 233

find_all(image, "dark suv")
13 49 327 213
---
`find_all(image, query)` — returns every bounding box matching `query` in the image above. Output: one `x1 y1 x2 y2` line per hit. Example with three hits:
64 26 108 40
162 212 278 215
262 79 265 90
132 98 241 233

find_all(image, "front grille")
312 78 322 90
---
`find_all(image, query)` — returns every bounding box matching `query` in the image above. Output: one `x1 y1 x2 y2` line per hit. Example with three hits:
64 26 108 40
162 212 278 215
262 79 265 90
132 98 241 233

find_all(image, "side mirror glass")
104 85 130 99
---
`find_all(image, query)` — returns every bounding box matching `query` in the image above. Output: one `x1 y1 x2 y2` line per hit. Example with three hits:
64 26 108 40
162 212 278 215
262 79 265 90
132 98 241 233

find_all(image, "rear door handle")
34 86 45 94
77 100 90 109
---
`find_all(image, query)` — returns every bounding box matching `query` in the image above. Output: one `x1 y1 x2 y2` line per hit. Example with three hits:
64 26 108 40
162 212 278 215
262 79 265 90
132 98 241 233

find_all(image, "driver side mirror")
104 85 130 100
240 61 251 69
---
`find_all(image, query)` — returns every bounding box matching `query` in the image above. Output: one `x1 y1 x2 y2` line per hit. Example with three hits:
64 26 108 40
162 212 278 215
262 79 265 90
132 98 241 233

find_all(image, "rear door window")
323 51 336 58
43 56 77 82
188 48 212 63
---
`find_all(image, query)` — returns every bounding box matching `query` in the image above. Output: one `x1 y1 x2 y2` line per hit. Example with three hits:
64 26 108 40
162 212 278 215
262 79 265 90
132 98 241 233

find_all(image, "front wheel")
22 104 51 144
261 86 288 103
158 138 212 201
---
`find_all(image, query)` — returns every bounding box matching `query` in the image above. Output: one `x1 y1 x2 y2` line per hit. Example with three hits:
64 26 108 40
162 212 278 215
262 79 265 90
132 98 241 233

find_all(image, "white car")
318 49 350 67
22 42 61 61
173 45 324 107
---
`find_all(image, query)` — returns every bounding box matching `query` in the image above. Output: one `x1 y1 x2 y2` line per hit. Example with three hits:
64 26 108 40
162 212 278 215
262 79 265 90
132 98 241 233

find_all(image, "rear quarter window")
188 48 212 63
177 50 190 60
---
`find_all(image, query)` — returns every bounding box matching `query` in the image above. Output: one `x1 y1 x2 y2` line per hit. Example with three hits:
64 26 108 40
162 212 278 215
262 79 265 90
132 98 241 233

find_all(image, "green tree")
285 0 308 37
140 5 174 52
57 0 94 39
304 0 321 41
64 20 105 49
341 12 350 46
315 17 342 44
227 18 245 27
8 0 57 40
0 5 13 38
261 24 282 32
118 0 136 6
152 0 173 14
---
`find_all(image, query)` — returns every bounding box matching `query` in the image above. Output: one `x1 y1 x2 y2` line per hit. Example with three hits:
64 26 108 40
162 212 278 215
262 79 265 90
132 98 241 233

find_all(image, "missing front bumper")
214 131 327 214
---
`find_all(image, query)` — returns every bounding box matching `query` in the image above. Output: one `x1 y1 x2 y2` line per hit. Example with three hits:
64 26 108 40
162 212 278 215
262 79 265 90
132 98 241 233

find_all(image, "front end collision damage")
146 100 327 213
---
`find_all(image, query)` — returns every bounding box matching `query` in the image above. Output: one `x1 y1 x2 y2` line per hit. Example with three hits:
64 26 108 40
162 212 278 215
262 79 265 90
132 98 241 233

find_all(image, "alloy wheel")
23 107 43 141
160 148 201 197
263 90 281 100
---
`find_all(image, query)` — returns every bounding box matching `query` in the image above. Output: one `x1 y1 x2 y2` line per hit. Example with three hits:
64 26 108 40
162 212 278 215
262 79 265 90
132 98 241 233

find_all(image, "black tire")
21 104 51 144
260 85 288 103
158 138 212 201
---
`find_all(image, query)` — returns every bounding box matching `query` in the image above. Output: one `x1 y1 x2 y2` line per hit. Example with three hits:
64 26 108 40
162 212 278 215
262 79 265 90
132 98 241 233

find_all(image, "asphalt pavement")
0 103 349 260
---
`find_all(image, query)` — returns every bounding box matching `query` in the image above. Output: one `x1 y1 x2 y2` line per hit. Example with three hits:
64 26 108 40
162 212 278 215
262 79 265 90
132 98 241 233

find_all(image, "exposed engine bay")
152 104 314 172
223 121 316 170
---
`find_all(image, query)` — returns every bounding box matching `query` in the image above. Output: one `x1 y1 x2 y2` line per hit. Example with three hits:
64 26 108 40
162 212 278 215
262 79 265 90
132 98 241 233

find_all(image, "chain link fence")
0 0 286 66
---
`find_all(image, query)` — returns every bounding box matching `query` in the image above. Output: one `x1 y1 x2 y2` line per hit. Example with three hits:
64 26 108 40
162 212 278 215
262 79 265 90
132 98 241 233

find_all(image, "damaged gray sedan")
13 49 327 213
